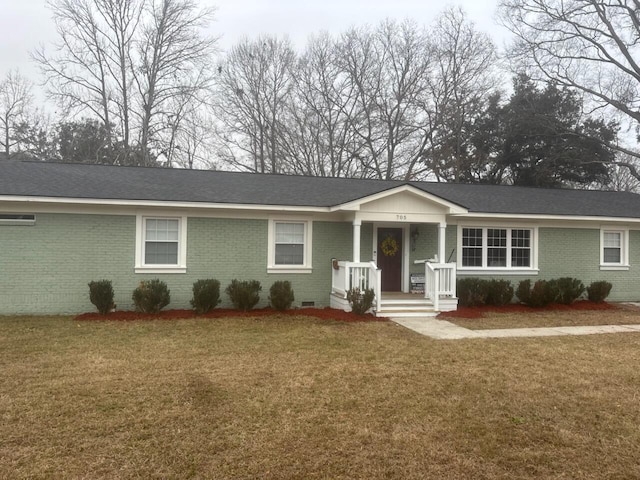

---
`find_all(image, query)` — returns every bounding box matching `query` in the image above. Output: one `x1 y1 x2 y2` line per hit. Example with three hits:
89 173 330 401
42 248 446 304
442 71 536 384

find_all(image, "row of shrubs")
457 277 612 308
88 279 295 315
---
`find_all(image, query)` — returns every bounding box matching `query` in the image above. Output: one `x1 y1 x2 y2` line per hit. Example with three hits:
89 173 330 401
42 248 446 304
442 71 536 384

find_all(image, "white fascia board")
451 212 640 225
329 184 468 214
0 195 330 213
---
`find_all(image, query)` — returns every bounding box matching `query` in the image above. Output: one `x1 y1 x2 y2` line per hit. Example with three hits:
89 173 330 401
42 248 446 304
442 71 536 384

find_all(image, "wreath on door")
381 235 399 257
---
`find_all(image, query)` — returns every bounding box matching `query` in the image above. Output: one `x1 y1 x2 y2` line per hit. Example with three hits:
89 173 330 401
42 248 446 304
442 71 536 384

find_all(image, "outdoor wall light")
410 226 420 251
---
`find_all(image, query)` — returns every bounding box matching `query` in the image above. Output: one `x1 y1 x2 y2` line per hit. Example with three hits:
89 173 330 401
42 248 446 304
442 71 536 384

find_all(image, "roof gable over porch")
331 185 467 223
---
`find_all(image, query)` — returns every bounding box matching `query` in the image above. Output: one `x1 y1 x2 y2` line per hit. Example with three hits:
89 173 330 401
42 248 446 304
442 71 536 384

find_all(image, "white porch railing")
415 260 457 312
331 260 382 313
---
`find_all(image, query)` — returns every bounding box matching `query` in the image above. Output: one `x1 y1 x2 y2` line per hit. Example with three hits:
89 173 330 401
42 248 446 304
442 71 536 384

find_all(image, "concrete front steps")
375 294 458 318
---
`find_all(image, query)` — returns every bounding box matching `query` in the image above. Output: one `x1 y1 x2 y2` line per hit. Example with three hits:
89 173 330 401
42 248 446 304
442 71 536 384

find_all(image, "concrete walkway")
391 317 640 340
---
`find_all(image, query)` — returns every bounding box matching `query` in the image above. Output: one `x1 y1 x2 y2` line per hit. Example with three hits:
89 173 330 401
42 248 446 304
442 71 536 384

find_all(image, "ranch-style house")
1 159 640 316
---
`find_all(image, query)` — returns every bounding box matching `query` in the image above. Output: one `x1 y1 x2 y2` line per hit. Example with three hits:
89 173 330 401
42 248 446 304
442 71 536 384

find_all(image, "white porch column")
438 222 446 263
352 219 362 262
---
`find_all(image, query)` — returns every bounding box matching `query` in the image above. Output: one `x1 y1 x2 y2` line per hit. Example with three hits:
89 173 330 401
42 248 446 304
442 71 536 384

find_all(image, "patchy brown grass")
451 304 640 330
2 314 640 479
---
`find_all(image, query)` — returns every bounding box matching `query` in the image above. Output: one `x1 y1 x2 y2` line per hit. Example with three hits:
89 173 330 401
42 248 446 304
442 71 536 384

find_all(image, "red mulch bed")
75 307 387 323
438 301 617 319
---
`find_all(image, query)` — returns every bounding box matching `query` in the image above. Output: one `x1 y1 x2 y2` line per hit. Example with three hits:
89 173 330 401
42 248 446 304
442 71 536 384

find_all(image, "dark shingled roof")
2 160 640 219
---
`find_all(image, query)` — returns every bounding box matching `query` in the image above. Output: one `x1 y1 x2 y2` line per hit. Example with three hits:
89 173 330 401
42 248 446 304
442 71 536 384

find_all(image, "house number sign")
396 214 408 221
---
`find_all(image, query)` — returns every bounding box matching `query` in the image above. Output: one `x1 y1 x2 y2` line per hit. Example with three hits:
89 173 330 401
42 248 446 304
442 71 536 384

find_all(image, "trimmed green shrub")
347 287 375 315
517 279 556 307
524 280 556 307
457 278 489 307
269 280 295 311
486 279 514 306
457 278 514 307
553 277 585 305
132 279 170 313
519 277 586 307
587 281 613 303
226 280 262 311
516 279 531 305
191 279 221 314
88 280 115 315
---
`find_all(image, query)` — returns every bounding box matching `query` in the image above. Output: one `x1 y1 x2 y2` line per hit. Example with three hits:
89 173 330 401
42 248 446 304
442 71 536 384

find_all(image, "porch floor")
381 292 427 300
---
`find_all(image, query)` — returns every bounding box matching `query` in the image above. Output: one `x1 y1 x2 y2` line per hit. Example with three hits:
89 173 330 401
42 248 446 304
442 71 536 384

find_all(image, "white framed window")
135 216 187 273
600 228 629 270
458 226 538 274
268 219 312 273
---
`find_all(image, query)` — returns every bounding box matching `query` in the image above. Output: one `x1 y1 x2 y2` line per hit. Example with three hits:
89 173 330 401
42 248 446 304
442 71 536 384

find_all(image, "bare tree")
338 20 433 180
606 152 640 192
159 89 217 169
94 0 144 155
212 11 498 180
173 106 218 169
133 0 217 165
283 32 363 177
499 0 640 167
215 36 296 173
0 70 33 157
425 7 498 181
34 0 216 166
33 0 140 154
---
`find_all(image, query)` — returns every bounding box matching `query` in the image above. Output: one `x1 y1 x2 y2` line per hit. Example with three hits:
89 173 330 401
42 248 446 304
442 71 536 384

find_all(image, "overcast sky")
0 0 509 83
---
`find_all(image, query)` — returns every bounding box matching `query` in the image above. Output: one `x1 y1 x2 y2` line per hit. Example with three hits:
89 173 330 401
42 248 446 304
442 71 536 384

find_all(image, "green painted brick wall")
0 214 354 315
408 224 457 273
3 214 640 315
0 213 136 315
360 223 374 261
536 228 640 301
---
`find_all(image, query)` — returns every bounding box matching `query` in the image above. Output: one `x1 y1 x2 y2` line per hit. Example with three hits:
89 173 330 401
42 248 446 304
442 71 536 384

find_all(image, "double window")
461 227 534 270
145 219 179 265
135 216 187 273
268 220 312 273
600 228 628 269
275 222 305 265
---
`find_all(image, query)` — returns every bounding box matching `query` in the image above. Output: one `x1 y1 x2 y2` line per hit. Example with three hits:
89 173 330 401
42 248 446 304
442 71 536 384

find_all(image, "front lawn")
1 315 640 479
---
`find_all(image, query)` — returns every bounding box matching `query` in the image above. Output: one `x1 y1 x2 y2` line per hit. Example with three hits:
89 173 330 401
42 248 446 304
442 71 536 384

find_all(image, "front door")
377 227 403 291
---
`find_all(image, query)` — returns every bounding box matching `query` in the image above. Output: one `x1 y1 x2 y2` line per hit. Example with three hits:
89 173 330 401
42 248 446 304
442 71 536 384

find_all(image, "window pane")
145 242 178 265
275 244 304 265
462 228 483 267
511 248 530 267
604 247 621 263
511 229 530 248
511 229 531 267
487 229 506 267
487 229 507 247
462 247 482 267
146 219 179 241
274 222 305 265
275 223 304 243
462 228 482 247
603 232 621 248
603 232 622 264
487 248 507 267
